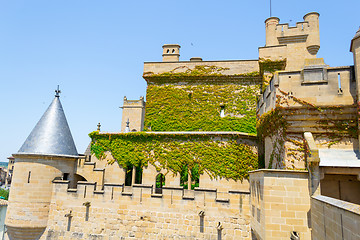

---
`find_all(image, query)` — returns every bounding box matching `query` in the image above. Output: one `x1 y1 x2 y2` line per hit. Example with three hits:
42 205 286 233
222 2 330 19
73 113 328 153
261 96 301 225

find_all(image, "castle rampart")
42 180 252 239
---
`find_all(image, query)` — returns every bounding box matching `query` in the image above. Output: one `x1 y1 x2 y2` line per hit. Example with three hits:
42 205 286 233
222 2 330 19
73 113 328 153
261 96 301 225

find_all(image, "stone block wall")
311 195 360 240
143 60 259 76
41 181 252 239
120 97 145 132
249 169 311 240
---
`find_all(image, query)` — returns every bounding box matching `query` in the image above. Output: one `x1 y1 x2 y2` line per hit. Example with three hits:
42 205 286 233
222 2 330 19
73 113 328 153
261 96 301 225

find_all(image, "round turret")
303 12 320 55
5 89 79 240
265 17 280 46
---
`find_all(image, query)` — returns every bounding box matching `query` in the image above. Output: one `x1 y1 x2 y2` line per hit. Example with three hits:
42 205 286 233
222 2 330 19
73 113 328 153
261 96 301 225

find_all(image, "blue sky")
0 1 359 161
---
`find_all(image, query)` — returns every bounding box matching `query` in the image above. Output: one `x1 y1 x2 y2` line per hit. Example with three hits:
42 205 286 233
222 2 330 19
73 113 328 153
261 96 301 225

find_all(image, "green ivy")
89 132 258 181
144 84 259 133
0 188 9 200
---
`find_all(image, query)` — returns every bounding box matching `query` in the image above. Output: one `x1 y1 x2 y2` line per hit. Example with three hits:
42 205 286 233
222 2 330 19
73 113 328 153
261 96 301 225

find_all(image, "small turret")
265 17 280 46
303 12 320 55
162 44 180 62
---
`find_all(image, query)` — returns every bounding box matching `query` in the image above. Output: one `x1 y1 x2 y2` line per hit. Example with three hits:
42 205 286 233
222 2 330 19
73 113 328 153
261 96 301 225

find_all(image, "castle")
4 12 360 240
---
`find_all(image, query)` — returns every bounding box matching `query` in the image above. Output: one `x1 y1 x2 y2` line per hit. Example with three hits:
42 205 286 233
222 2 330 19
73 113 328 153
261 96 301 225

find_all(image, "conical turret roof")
18 91 78 157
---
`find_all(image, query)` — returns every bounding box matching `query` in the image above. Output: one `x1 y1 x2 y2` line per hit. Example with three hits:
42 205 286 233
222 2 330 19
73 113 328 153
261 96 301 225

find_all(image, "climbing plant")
89 132 258 181
257 88 358 169
144 84 259 133
258 58 287 92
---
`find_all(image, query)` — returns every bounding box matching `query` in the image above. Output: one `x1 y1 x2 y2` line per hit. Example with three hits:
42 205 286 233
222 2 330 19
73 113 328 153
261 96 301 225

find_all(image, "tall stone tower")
5 89 78 240
260 12 321 70
120 96 145 132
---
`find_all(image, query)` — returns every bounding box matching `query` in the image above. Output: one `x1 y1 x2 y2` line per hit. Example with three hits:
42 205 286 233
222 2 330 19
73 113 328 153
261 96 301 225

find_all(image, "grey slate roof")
17 95 78 157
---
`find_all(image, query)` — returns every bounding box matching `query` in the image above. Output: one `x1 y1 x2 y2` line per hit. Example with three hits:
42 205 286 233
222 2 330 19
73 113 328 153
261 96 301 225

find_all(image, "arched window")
180 164 199 190
155 173 165 194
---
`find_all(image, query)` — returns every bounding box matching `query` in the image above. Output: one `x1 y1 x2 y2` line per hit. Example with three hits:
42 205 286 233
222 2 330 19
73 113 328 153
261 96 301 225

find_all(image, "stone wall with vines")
89 132 258 181
143 65 261 133
257 89 358 169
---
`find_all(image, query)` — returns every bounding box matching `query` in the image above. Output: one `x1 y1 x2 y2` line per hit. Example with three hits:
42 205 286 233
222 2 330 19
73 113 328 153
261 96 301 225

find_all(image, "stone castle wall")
311 195 360 240
41 180 252 240
249 169 311 240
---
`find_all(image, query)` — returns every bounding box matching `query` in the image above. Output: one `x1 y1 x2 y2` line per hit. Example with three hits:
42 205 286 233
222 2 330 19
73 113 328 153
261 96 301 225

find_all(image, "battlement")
261 12 320 71
46 180 252 239
53 180 250 202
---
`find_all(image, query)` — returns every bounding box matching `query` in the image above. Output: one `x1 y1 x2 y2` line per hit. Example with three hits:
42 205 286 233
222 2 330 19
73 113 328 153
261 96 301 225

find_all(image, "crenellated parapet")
43 179 252 239
260 12 320 71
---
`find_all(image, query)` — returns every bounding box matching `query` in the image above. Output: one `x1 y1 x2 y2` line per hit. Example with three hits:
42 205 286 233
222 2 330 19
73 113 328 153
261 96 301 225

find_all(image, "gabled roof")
17 94 78 157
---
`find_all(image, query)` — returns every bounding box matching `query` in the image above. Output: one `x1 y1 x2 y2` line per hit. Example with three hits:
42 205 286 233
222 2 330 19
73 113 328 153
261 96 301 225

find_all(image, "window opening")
338 73 343 94
125 164 142 186
180 164 199 190
155 173 165 194
220 105 225 118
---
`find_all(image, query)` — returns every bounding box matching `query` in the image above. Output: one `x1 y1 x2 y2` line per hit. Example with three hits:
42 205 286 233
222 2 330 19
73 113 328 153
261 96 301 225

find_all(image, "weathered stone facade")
5 11 360 240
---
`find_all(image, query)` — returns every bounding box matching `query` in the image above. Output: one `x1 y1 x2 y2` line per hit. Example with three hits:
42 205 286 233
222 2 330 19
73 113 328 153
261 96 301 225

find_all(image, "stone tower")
162 44 180 62
5 89 78 240
260 12 320 70
120 96 145 132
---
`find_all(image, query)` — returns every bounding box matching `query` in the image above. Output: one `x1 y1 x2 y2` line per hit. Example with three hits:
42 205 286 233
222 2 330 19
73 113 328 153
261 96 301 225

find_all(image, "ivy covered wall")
143 65 261 133
89 132 258 181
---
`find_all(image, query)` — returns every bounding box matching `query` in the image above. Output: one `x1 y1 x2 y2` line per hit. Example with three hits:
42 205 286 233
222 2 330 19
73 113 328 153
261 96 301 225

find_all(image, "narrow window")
27 171 31 183
66 213 72 231
217 222 223 240
124 166 133 186
83 202 91 221
172 49 175 53
199 211 205 233
220 105 225 118
155 173 165 194
125 164 142 186
338 73 343 94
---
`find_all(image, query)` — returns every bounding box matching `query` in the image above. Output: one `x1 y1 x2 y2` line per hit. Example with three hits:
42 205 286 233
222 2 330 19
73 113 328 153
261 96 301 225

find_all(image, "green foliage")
180 164 200 190
0 188 9 200
89 132 258 181
257 107 288 138
144 84 259 133
259 58 287 92
258 58 287 74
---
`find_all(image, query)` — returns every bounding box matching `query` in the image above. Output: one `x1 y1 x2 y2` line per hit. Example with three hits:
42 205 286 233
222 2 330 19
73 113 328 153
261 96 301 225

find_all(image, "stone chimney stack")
162 44 180 62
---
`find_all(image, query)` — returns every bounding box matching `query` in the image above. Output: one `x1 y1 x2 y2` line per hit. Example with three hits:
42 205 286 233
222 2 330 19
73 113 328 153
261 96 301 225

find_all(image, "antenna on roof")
270 0 272 17
55 85 61 97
